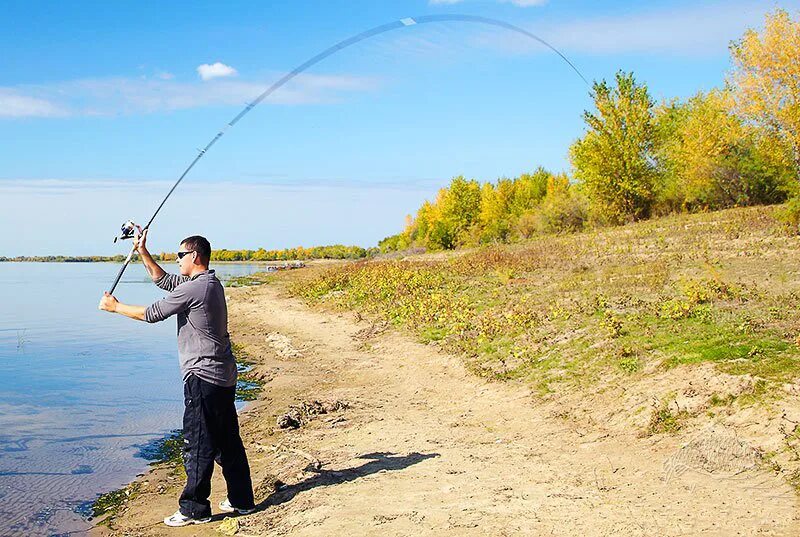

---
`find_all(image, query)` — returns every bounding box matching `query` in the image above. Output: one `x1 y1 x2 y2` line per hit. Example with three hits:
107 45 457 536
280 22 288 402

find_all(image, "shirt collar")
190 269 213 280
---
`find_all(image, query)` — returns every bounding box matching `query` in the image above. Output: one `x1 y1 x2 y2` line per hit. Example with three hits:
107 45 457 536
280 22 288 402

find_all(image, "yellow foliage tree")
654 90 794 211
728 8 800 179
510 167 550 216
478 178 516 243
570 71 659 224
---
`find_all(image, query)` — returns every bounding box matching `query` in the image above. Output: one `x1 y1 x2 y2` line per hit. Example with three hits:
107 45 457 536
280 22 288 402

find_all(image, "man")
98 231 256 527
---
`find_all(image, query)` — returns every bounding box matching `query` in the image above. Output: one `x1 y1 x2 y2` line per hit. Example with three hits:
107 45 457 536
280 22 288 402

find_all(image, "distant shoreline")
0 258 297 264
1 246 370 264
0 257 360 264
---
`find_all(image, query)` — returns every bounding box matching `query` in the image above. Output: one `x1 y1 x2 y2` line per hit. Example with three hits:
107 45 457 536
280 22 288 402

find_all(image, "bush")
536 190 588 234
778 196 800 234
378 233 407 253
515 211 539 239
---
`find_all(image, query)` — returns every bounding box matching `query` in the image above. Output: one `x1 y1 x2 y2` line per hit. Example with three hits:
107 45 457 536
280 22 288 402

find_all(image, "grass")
226 271 277 287
136 429 184 467
645 399 689 436
91 482 142 523
276 205 800 400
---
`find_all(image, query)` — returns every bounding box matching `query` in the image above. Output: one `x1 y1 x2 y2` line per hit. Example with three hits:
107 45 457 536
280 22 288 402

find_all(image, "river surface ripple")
0 262 267 536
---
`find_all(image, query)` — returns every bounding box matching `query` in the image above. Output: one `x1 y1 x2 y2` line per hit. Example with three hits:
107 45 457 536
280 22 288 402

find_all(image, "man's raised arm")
135 229 167 283
136 230 189 292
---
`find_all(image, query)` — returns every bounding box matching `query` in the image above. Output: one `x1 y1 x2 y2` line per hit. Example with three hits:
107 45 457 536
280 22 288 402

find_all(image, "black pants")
179 374 255 518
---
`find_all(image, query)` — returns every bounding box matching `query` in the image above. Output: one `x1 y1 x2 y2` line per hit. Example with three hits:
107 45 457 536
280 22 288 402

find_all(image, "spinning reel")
107 220 145 294
113 220 142 243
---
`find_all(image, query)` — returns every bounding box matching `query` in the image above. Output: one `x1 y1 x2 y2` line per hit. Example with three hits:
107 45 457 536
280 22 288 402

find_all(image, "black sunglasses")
177 250 195 259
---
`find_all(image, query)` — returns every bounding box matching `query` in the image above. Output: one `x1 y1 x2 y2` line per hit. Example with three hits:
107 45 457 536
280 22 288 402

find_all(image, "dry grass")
276 205 800 398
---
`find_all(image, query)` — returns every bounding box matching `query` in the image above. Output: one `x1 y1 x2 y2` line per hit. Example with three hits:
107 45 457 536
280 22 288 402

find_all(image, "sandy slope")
95 283 800 536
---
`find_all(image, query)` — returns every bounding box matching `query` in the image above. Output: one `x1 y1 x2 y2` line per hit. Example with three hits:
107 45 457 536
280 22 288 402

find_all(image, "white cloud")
541 2 772 55
0 91 66 118
464 0 788 56
386 1 772 64
196 62 238 81
0 72 380 118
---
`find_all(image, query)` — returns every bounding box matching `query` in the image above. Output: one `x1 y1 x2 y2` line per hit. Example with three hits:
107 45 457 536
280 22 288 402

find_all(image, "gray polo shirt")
144 269 237 387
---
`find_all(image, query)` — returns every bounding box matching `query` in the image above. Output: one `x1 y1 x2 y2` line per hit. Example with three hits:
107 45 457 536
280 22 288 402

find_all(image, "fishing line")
107 14 588 294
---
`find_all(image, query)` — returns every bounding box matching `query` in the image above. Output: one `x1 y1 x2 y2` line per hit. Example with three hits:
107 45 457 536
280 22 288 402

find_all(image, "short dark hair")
180 235 211 264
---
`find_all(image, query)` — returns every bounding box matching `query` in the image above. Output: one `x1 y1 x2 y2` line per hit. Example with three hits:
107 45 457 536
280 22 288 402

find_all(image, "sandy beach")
93 281 800 536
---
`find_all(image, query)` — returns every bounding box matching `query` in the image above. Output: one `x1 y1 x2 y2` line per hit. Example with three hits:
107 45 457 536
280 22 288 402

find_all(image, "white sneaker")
219 498 256 515
163 510 211 527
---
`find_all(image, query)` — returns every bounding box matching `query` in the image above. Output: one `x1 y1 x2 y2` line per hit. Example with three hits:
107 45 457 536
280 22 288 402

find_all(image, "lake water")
0 262 270 536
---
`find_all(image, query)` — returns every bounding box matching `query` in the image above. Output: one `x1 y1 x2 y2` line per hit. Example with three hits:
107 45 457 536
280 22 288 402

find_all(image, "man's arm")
135 229 188 291
153 272 190 292
98 292 146 321
135 229 167 282
99 285 193 323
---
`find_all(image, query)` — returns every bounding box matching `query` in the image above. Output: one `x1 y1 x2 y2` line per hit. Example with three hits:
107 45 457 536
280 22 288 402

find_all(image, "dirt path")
98 283 800 536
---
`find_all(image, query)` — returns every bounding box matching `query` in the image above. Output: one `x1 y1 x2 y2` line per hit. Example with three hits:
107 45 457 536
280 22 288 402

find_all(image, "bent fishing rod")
107 14 589 294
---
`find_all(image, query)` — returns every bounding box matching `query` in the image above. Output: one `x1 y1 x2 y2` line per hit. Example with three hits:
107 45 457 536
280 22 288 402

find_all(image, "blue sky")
1 0 797 256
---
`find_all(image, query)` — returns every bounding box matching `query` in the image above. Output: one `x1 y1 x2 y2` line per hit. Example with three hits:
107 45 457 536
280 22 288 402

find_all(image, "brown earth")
94 282 800 536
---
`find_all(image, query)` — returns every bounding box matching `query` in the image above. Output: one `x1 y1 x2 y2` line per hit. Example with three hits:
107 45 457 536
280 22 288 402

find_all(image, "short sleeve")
145 284 194 323
154 272 190 292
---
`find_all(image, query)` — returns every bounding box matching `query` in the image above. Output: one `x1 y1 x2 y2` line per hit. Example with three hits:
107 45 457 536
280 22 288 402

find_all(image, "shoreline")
90 284 285 535
0 260 321 264
0 257 363 265
91 279 800 536
87 343 265 527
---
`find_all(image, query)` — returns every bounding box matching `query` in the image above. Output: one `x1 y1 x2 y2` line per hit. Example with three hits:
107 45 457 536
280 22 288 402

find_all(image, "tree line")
381 9 800 252
0 255 131 263
1 244 371 263
204 244 369 261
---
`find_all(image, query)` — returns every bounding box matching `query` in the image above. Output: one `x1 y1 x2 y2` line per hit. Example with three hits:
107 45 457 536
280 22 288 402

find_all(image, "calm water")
0 262 269 536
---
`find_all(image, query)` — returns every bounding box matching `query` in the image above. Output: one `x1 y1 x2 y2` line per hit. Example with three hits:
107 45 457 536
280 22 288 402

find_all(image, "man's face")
177 243 196 276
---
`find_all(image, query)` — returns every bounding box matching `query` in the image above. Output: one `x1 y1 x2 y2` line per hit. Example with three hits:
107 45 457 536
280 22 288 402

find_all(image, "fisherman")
98 231 256 527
